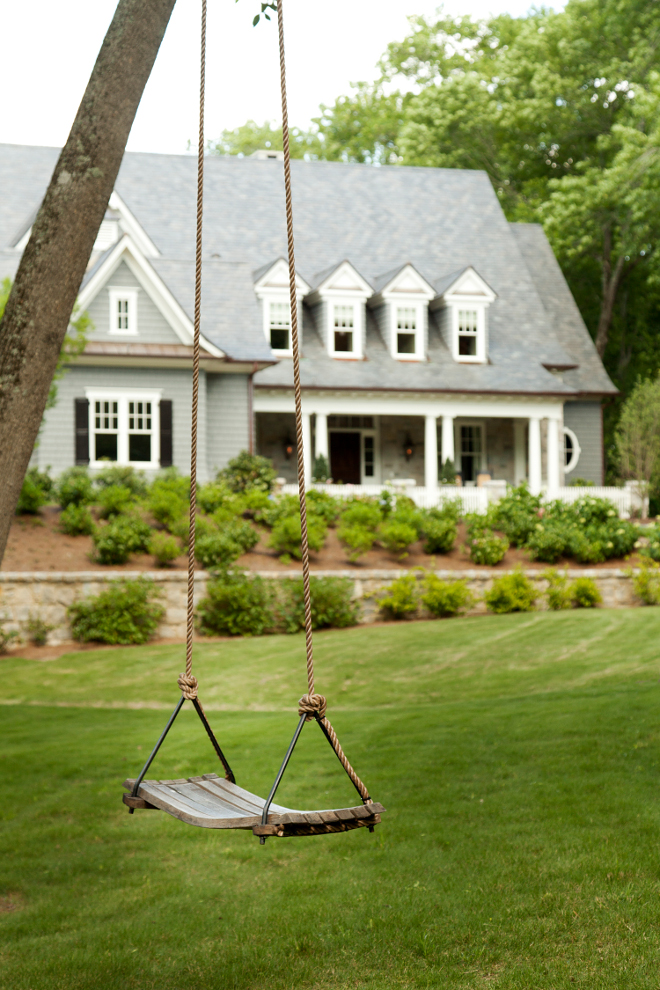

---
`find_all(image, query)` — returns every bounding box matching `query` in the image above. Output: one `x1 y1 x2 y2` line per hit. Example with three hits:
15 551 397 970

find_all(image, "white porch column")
528 416 542 494
424 415 438 489
441 414 455 467
314 413 328 462
302 412 312 488
546 418 560 492
514 419 527 485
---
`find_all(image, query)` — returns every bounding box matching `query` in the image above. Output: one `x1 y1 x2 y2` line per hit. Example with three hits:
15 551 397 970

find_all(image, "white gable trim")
307 260 373 301
254 257 310 296
371 263 435 305
432 266 497 306
77 234 225 358
108 191 160 257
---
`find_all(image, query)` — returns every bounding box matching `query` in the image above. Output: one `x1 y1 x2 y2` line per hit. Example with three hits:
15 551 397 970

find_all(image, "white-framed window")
86 389 161 469
269 301 291 352
458 310 478 357
563 426 581 474
447 305 486 363
332 305 355 354
108 287 138 335
455 420 486 483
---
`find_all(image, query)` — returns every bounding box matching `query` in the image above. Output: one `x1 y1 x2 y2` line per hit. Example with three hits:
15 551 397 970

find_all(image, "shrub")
421 574 474 617
195 522 258 569
542 569 573 611
16 468 50 514
150 531 181 566
484 570 537 614
631 560 660 605
261 494 301 528
570 495 619 526
313 454 330 481
59 504 95 536
340 500 382 531
338 524 375 563
494 484 542 546
565 529 606 565
56 467 94 508
378 573 419 619
439 458 457 485
639 525 660 562
94 465 147 496
277 576 360 633
69 578 164 644
196 480 237 515
218 450 276 493
26 613 55 646
379 520 418 560
91 516 152 565
96 484 135 519
0 622 18 655
420 516 457 555
526 522 567 563
240 489 273 519
268 514 327 561
149 489 189 530
197 570 274 636
466 533 509 566
570 577 602 608
306 489 341 526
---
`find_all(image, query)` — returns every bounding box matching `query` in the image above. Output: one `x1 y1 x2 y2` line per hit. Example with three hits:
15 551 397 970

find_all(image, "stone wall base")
0 569 644 647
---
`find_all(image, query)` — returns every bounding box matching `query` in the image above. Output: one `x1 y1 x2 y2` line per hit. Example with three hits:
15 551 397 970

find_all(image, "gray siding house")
0 144 616 490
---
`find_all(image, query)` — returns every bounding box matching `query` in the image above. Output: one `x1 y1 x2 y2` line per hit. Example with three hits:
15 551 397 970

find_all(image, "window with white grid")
458 309 478 357
269 301 291 351
94 400 119 462
333 305 354 353
396 307 417 355
108 288 138 335
87 391 160 467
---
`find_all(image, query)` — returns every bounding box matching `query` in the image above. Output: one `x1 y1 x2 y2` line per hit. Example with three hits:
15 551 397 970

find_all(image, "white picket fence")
281 482 635 517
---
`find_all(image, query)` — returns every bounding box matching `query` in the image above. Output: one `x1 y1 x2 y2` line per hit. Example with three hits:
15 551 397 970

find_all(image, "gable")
443 267 496 301
84 259 187 346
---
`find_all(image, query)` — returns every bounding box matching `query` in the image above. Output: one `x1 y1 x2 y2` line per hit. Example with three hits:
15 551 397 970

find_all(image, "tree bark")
0 0 177 563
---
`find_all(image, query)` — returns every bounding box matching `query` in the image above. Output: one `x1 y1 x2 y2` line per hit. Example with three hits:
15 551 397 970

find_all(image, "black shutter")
160 400 173 467
74 398 89 465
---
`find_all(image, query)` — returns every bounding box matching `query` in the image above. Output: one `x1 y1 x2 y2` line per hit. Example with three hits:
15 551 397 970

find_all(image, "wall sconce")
283 436 294 460
403 435 415 461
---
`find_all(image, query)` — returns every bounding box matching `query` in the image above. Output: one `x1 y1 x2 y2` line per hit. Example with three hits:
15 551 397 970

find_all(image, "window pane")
458 310 478 333
459 336 477 356
564 434 574 466
364 435 374 477
397 333 416 354
270 302 290 328
270 327 289 350
334 330 353 352
95 433 118 461
129 434 151 462
334 305 354 328
129 402 135 414
397 307 416 330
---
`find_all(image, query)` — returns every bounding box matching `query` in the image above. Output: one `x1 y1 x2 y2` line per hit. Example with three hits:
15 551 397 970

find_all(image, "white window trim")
108 286 139 336
328 299 363 359
450 302 487 364
454 418 487 483
86 388 162 469
563 426 581 474
388 301 426 361
265 297 297 356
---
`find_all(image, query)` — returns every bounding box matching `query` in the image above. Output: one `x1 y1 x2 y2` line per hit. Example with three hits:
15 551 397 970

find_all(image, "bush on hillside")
484 570 537 614
16 472 47 515
420 515 457 555
306 489 341 526
56 467 94 508
218 450 276 493
96 484 136 519
379 520 418 560
91 516 152 565
149 531 181 566
94 465 148 496
421 574 474 617
268 514 327 561
197 570 274 636
338 523 376 563
340 500 382 531
195 521 259 569
196 480 238 515
466 532 509 566
494 484 542 546
68 578 164 644
59 504 95 536
526 522 567 563
631 560 660 605
277 576 360 633
638 524 660 562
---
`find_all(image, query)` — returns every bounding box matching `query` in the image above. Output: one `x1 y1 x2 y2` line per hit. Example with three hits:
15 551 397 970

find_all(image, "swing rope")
175 0 369 805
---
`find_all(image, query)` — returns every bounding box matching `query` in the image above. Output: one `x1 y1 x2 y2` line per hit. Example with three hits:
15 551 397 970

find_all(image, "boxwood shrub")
91 516 152 565
484 570 537 613
277 576 360 633
68 578 164 644
421 574 474 617
197 570 274 636
59 504 95 536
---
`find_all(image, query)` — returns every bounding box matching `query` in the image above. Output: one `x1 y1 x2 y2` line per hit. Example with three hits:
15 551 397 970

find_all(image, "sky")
2 0 560 156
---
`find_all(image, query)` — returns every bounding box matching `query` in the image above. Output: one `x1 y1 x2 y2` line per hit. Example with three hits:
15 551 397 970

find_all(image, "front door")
330 432 361 484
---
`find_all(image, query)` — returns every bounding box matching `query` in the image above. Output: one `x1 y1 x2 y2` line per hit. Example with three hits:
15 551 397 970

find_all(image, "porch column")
302 412 312 488
528 416 542 494
441 414 455 467
314 413 328 463
424 415 438 489
546 418 560 492
514 420 526 485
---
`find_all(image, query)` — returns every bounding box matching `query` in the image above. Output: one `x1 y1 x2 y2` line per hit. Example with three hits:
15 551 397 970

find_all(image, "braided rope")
277 0 369 805
179 0 206 703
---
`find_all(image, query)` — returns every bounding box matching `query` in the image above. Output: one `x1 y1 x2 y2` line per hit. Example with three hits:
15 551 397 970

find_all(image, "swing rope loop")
180 0 207 703
277 0 370 805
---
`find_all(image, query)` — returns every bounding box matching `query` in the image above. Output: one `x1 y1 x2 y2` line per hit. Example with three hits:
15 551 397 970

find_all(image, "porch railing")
280 483 635 517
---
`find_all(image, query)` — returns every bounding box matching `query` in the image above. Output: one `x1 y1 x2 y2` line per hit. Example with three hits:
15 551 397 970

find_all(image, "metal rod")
192 698 235 783
259 714 307 843
130 696 185 802
314 714 371 805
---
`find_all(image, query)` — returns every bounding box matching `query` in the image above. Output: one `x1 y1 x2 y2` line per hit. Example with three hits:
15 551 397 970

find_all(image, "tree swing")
123 0 384 842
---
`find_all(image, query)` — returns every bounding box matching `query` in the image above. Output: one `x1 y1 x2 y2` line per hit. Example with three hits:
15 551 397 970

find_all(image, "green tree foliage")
207 119 323 159
615 375 660 498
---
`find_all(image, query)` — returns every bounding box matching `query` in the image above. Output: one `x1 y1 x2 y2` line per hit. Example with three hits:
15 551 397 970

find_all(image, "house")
0 144 616 491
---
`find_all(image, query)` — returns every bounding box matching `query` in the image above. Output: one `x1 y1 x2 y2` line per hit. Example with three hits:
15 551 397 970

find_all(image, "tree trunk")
0 0 177 563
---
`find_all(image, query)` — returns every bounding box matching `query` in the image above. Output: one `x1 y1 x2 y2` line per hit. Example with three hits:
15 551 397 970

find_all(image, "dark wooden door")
330 432 361 484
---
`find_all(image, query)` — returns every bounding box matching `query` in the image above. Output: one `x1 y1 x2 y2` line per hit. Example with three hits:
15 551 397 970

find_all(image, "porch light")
284 436 295 459
403 435 415 461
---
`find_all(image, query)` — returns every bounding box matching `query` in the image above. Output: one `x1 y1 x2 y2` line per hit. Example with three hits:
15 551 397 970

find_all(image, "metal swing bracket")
125 694 235 812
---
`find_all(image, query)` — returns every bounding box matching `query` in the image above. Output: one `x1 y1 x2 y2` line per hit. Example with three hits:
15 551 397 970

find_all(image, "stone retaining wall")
0 568 644 646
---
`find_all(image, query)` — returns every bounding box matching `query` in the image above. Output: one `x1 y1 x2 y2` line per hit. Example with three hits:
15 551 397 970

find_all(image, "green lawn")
1 609 660 989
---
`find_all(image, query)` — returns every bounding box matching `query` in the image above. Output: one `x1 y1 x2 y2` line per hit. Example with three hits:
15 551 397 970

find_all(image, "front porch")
254 393 568 494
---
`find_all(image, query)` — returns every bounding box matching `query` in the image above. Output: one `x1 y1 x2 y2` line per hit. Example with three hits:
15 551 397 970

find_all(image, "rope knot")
298 693 327 721
178 673 198 701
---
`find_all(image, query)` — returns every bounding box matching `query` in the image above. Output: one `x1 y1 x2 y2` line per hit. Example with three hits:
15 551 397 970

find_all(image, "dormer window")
368 263 434 362
396 307 418 355
254 258 310 359
269 301 291 351
108 287 138 335
431 267 496 365
333 305 355 353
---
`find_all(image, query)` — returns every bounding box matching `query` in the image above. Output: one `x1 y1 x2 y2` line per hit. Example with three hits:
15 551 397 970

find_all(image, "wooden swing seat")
123 772 384 838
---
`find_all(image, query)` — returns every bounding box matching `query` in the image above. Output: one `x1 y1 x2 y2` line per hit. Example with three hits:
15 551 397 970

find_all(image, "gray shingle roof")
0 143 616 395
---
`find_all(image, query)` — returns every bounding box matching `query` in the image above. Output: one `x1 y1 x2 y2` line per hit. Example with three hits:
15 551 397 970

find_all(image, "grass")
1 609 659 988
